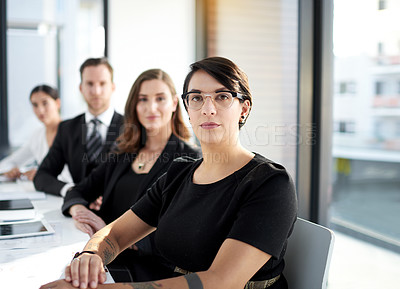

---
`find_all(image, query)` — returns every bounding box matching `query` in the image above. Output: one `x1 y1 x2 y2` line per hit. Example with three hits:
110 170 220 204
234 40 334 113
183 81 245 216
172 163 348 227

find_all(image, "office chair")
284 217 335 289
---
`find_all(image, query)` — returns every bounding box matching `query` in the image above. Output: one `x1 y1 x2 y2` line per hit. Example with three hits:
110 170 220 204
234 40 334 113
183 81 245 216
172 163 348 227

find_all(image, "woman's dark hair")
182 56 252 129
117 69 191 153
30 84 59 100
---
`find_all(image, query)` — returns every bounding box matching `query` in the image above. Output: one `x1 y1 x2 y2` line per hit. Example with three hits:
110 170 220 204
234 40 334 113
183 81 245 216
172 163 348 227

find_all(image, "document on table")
0 181 45 200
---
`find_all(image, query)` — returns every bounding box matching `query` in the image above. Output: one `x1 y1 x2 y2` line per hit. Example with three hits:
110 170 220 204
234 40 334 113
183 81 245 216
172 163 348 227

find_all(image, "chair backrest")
284 217 335 289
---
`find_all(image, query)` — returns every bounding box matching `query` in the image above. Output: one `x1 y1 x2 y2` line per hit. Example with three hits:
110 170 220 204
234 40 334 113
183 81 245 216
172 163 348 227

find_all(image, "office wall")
108 0 196 117
208 0 299 177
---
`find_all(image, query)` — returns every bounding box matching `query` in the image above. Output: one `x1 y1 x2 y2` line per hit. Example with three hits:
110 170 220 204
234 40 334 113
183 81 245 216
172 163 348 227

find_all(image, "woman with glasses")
0 85 72 183
41 57 297 289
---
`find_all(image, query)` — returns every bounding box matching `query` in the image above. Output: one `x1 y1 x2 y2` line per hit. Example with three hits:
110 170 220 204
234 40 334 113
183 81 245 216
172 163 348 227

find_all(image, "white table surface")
0 181 90 289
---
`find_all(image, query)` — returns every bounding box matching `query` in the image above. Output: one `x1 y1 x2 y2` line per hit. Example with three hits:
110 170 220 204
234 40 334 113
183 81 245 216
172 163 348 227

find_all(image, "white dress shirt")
0 127 73 184
85 106 115 142
60 107 117 197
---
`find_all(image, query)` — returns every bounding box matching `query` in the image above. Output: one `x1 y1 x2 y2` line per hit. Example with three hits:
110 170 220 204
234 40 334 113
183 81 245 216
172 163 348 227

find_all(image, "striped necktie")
86 118 103 163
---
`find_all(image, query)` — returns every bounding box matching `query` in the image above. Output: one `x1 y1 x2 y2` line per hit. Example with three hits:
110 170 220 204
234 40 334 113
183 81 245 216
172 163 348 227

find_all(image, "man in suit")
34 57 124 197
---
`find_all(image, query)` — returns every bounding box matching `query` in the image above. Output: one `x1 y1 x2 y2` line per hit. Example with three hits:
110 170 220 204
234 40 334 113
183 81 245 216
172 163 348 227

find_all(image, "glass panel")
6 0 104 148
331 0 400 252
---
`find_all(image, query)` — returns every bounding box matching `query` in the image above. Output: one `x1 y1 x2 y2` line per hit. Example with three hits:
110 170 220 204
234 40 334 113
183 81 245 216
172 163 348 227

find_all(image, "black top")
131 154 298 281
108 167 147 224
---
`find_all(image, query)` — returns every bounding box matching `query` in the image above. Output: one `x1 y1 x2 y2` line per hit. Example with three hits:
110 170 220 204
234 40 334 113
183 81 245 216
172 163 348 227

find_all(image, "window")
375 81 385 95
6 0 104 147
337 81 356 94
396 121 400 137
332 0 400 256
334 121 356 134
378 0 386 10
377 42 384 55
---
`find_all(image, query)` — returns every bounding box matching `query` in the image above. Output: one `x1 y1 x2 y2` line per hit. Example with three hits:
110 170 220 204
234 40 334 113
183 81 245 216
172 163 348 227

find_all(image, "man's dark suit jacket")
34 111 124 196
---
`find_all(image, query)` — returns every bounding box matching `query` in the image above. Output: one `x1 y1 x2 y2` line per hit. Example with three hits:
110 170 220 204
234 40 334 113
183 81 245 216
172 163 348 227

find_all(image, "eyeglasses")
181 90 244 110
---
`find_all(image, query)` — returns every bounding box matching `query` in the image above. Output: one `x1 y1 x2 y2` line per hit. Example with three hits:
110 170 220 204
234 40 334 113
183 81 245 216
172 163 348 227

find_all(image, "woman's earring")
240 115 245 123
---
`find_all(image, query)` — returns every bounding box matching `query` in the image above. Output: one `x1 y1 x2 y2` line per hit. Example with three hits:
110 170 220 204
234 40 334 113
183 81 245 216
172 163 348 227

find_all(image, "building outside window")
375 81 385 95
331 0 400 253
337 81 357 94
334 121 356 134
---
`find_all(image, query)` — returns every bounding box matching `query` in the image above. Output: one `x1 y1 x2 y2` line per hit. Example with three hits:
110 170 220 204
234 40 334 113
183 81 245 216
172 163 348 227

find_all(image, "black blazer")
34 111 124 196
61 134 201 221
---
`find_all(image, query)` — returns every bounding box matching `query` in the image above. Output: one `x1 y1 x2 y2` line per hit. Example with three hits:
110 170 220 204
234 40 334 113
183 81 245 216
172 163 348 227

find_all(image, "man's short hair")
79 57 114 82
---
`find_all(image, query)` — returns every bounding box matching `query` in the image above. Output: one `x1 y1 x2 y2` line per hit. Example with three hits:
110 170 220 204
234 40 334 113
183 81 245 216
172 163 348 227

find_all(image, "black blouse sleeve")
61 160 110 216
227 167 298 259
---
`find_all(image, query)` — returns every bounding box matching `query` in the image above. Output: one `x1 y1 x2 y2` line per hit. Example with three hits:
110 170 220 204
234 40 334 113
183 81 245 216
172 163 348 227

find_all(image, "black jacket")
34 111 124 196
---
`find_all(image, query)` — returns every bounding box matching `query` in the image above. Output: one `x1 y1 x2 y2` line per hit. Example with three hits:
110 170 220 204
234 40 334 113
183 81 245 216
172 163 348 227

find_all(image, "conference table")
0 180 90 289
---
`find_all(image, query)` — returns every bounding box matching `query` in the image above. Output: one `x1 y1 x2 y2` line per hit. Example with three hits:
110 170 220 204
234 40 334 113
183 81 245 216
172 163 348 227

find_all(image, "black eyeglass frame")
181 90 244 109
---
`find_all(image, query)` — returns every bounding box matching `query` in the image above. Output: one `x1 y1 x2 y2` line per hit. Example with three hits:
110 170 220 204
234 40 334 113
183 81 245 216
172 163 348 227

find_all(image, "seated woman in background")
40 57 297 289
61 68 200 282
0 84 72 183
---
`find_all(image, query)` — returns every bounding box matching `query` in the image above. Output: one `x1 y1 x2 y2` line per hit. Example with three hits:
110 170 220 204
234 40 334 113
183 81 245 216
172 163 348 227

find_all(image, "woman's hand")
89 196 103 211
71 205 106 236
39 253 106 289
22 168 37 181
72 218 96 236
70 205 95 235
3 167 21 179
39 278 78 289
67 253 107 288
